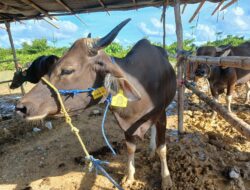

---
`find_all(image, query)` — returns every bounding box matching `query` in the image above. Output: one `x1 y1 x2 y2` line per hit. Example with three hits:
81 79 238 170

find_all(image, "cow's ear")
104 74 141 101
118 77 141 101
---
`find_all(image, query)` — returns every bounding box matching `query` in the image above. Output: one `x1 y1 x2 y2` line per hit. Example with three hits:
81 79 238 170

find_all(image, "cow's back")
117 39 176 108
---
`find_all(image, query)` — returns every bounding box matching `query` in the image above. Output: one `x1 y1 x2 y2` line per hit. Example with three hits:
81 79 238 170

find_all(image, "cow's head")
194 45 232 78
10 66 27 89
16 18 140 121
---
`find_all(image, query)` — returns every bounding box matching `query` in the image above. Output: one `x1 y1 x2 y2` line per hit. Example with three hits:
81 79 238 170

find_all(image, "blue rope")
87 156 124 190
59 88 95 96
102 94 117 155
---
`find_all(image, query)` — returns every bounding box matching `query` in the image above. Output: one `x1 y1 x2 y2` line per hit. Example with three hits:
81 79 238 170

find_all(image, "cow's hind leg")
149 124 156 158
122 134 136 187
244 81 250 104
226 83 235 112
156 113 172 190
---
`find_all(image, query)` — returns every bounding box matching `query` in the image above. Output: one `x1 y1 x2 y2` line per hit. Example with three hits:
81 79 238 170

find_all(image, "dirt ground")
0 76 249 190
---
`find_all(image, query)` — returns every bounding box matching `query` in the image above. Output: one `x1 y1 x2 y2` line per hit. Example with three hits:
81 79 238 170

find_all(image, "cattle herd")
7 19 249 190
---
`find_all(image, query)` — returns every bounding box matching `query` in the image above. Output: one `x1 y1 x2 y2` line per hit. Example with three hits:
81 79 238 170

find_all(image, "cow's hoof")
121 176 134 188
161 176 173 190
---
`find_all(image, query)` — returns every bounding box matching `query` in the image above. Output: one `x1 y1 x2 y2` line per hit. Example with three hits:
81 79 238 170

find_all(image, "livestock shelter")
0 0 250 189
1 0 249 138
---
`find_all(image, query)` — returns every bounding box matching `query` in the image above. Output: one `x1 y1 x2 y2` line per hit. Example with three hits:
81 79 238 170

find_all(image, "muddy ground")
0 78 249 190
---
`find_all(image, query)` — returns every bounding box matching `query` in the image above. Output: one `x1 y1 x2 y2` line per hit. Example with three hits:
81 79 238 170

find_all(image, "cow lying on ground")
15 19 176 189
195 43 250 114
10 55 59 89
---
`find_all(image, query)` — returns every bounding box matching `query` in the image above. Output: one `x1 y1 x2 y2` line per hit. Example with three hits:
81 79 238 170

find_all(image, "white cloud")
196 24 216 41
151 18 162 28
139 22 160 36
232 7 244 16
234 17 248 30
0 19 79 48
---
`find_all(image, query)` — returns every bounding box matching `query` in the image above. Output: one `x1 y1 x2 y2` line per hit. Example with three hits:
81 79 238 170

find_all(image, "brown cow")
15 19 176 189
195 43 250 114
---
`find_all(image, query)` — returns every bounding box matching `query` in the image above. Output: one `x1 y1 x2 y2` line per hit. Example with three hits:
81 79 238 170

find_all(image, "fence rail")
187 55 250 70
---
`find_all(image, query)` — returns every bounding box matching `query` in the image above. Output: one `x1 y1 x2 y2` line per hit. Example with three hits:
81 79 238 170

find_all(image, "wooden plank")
5 22 25 95
187 56 250 70
185 81 250 139
211 0 225 16
174 0 184 134
189 0 206 23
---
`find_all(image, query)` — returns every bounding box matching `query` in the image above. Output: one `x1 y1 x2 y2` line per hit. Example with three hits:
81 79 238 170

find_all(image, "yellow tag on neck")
91 87 107 99
111 89 128 107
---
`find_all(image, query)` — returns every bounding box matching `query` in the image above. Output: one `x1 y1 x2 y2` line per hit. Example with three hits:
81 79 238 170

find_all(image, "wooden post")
185 81 250 139
5 21 25 95
162 2 167 49
174 0 184 134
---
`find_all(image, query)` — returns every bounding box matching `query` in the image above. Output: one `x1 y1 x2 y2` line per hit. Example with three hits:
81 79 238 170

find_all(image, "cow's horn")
93 18 131 50
87 33 91 38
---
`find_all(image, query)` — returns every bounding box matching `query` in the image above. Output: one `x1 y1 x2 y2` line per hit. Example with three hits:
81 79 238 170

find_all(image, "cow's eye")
61 69 75 75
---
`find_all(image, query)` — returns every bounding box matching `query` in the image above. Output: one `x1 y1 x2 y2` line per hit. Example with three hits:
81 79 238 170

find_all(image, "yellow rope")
41 77 91 166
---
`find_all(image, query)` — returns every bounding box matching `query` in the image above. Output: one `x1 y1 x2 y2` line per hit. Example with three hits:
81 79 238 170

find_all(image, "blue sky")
0 0 249 48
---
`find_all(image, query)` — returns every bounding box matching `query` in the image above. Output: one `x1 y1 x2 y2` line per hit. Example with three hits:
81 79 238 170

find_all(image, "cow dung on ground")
0 79 249 190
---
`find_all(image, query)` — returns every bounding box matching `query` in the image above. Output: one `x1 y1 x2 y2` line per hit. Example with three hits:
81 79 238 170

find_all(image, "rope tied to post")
41 77 123 190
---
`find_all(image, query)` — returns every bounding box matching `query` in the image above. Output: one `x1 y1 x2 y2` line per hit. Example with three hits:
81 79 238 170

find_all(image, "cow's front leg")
156 114 172 190
244 82 250 104
122 135 136 187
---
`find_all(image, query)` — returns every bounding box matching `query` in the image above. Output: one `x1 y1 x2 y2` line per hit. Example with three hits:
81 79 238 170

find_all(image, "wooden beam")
5 22 25 95
174 0 184 134
98 0 110 15
189 0 206 23
21 0 56 20
187 56 250 70
185 81 250 139
55 0 86 25
182 3 187 14
211 0 225 16
220 0 237 12
42 18 59 29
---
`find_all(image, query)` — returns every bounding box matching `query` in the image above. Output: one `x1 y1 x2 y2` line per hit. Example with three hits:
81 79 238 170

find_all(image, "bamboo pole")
185 81 250 139
211 0 225 16
174 0 184 134
5 22 25 95
189 0 206 23
187 56 250 70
